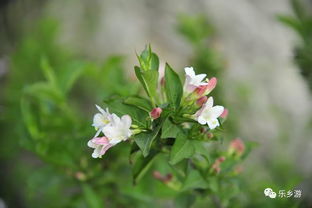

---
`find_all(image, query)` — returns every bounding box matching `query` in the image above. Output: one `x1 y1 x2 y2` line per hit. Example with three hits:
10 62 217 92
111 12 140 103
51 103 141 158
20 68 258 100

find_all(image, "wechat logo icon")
264 188 276 198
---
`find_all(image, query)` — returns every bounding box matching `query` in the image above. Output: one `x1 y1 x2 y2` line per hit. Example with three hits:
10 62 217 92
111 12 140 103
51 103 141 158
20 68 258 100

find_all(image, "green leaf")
141 69 159 98
161 118 182 139
175 192 196 208
58 61 85 93
81 184 103 208
182 170 208 191
124 96 153 112
103 98 148 127
134 124 161 157
133 151 158 184
138 45 159 71
164 63 183 109
20 96 42 140
169 132 195 165
134 66 148 93
277 15 302 34
40 57 58 86
134 66 159 102
150 53 159 71
23 82 63 103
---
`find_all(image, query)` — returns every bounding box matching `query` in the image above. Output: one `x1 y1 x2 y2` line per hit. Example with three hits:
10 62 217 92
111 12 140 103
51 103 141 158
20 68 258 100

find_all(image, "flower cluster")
87 47 228 161
182 67 226 129
87 105 132 158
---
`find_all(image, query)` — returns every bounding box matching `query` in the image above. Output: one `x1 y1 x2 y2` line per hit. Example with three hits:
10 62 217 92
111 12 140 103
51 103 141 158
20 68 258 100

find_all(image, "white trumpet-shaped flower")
194 97 224 129
88 110 132 158
92 105 113 137
183 67 207 94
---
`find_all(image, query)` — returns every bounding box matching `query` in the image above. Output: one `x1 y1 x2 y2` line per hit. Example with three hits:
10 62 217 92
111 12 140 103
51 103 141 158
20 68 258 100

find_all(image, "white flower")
102 114 132 145
194 97 224 129
183 67 207 94
88 112 132 158
92 105 113 137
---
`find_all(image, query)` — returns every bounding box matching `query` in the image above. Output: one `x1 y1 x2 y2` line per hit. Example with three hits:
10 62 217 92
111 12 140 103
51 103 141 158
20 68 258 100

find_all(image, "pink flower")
229 138 245 156
196 96 208 106
194 77 217 97
220 108 228 118
87 136 113 158
150 107 162 119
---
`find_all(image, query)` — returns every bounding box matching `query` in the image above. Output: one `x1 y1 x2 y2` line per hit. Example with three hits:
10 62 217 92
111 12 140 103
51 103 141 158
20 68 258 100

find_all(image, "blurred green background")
0 0 311 207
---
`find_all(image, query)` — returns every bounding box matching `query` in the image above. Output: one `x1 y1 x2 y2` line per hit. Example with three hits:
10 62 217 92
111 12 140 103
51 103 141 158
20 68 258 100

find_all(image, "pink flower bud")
152 171 163 180
211 156 226 174
150 107 162 119
194 77 217 97
152 171 172 183
217 156 226 163
196 96 208 106
220 108 228 118
229 138 245 156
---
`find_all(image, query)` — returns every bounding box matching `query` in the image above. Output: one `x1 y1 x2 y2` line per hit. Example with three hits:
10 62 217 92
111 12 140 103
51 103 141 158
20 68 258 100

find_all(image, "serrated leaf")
124 96 152 112
161 118 182 139
164 63 183 109
134 124 161 157
169 132 195 165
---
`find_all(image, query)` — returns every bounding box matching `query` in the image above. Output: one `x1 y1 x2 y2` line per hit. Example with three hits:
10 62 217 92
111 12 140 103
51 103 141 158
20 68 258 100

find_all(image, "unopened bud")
228 138 245 156
220 108 228 118
196 96 208 106
211 156 226 174
152 171 172 184
150 107 162 119
194 77 217 97
153 171 163 180
75 171 86 181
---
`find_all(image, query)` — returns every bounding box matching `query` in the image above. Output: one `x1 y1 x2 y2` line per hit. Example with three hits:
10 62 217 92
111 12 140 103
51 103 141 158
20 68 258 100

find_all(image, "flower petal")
92 136 110 145
92 113 103 128
211 105 224 119
87 140 97 148
95 104 106 114
205 97 214 108
100 143 114 155
207 119 220 129
197 116 207 125
184 67 195 77
92 146 102 158
121 115 132 128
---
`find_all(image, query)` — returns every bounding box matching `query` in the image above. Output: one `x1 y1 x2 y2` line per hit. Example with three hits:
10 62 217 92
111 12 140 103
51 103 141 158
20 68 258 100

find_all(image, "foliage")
278 0 312 90
91 45 250 208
